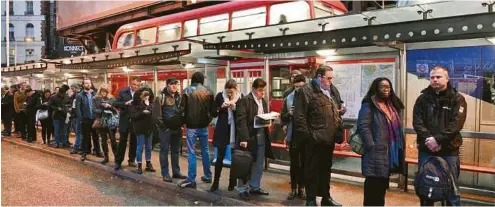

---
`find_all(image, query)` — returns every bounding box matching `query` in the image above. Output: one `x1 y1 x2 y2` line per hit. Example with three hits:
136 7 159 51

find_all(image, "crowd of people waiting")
1 64 466 206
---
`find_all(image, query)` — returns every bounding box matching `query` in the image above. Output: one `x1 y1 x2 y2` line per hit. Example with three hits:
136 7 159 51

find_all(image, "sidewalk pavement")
2 133 423 206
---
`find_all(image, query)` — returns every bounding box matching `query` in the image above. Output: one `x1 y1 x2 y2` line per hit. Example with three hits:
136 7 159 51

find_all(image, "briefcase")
230 149 253 179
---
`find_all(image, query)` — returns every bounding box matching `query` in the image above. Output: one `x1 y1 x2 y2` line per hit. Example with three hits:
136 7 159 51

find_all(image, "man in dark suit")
2 86 14 136
114 77 141 170
235 78 275 200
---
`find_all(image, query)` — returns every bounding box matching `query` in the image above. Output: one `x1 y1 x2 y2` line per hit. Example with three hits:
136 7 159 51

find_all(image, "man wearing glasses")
293 66 342 206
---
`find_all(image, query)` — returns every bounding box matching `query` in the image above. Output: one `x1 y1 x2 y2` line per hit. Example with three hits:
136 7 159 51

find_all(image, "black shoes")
321 197 342 206
81 154 87 161
114 164 121 171
227 180 235 191
136 163 143 174
101 156 109 164
209 182 219 192
172 173 187 179
201 176 212 183
249 188 269 196
145 161 156 172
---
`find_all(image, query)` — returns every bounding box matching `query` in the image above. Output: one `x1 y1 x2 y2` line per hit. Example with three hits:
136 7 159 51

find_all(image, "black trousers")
99 128 117 157
115 130 137 165
26 111 37 141
363 177 389 206
16 112 27 138
290 143 306 189
304 141 335 200
81 118 95 154
2 115 13 135
13 112 19 132
213 144 236 186
40 118 53 143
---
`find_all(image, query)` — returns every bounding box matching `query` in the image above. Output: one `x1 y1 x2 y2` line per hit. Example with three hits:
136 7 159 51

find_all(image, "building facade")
1 0 45 66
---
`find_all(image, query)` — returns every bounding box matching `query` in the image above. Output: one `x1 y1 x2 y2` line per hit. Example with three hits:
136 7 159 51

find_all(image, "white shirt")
252 92 264 115
130 88 135 98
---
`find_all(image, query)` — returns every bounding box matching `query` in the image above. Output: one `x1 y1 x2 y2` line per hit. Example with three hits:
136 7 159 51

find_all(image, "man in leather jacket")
413 66 466 206
153 78 187 182
178 72 217 188
293 66 342 206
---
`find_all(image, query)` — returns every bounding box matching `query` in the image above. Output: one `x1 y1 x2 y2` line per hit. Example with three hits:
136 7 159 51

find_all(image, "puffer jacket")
181 83 216 129
413 82 467 156
357 99 405 178
49 93 70 120
293 80 340 145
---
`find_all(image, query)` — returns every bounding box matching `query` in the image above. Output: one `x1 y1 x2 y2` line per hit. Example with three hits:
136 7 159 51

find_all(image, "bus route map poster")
327 58 396 120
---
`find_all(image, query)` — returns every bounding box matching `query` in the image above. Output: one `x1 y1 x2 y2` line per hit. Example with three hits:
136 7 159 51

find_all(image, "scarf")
222 89 241 146
374 96 404 174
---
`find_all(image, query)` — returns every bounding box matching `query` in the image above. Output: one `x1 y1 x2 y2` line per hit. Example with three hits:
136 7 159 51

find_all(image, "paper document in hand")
256 112 280 120
254 112 280 128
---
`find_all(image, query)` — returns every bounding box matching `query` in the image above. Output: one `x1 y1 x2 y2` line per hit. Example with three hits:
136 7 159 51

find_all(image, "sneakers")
178 180 196 188
201 176 212 183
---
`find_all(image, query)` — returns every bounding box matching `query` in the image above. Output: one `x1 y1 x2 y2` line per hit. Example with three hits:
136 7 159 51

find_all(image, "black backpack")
414 156 456 202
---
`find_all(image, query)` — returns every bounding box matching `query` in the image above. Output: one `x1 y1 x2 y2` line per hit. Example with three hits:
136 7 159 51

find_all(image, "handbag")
92 118 102 129
36 109 49 121
230 148 253 179
348 125 364 155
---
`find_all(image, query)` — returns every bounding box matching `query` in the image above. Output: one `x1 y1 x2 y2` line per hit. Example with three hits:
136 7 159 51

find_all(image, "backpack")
414 156 456 202
159 92 183 129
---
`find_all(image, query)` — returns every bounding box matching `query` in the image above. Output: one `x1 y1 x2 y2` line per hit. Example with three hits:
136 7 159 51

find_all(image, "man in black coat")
235 78 274 200
294 66 342 206
114 77 141 170
2 86 14 136
413 66 466 206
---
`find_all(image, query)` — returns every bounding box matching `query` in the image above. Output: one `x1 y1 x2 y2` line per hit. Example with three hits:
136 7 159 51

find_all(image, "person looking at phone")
281 74 307 200
130 89 156 174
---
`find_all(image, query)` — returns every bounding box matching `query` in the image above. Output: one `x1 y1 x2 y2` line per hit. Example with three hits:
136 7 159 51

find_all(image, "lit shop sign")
63 45 84 53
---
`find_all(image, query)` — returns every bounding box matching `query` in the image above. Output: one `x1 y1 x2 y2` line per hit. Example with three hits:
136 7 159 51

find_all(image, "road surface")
1 141 214 206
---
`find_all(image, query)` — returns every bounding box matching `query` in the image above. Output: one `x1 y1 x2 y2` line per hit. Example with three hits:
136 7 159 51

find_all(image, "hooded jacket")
413 82 467 156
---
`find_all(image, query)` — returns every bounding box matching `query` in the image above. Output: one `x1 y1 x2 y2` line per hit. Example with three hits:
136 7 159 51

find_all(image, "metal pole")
6 0 10 67
399 43 408 192
52 77 56 90
263 57 270 111
14 40 17 66
204 63 208 86
104 69 108 85
153 67 158 93
226 60 231 80
127 72 130 85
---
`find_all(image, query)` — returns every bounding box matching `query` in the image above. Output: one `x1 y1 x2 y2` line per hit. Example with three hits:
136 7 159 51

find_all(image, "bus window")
314 1 335 18
136 27 157 46
269 1 310 25
271 67 291 99
158 23 181 42
184 20 198 37
116 31 135 49
199 13 229 35
232 7 267 30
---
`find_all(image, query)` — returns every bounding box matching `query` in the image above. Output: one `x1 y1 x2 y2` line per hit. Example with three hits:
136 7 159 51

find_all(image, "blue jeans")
71 118 82 150
186 128 211 182
136 133 153 163
53 119 68 146
418 151 461 206
238 131 266 193
159 128 182 178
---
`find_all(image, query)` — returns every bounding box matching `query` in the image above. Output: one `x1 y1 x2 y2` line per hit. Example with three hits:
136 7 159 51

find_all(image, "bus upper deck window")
184 20 198 37
314 1 335 18
200 13 229 35
136 27 157 46
269 1 310 25
158 23 181 42
232 7 267 30
117 32 135 49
